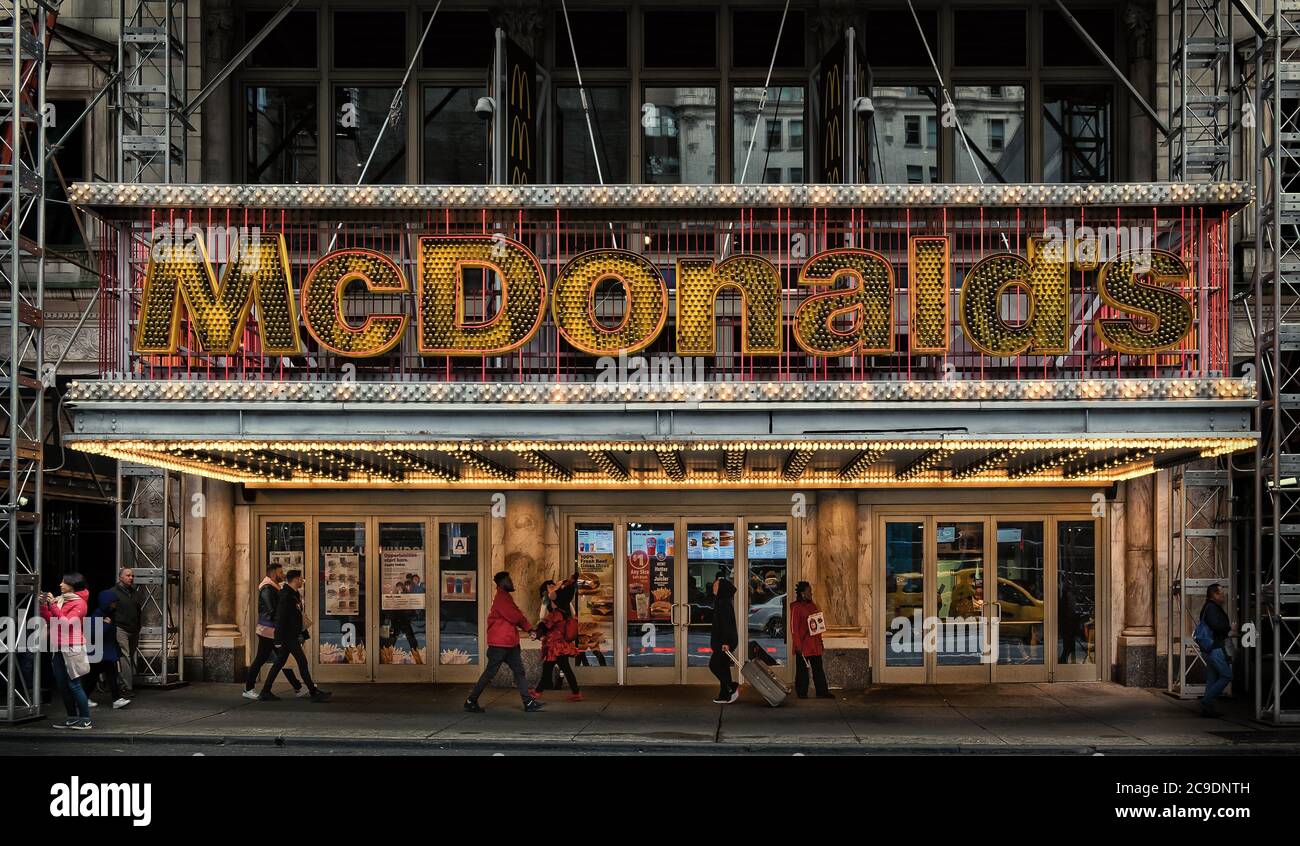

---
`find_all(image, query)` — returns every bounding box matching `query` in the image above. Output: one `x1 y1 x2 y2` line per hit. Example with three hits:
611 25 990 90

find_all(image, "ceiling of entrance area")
68 436 1253 489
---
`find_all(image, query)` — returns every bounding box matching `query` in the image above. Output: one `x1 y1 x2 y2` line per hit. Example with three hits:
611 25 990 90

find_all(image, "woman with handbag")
532 578 582 701
39 572 93 729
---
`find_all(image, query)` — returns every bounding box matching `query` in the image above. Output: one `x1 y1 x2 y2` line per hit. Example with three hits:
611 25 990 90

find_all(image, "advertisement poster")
747 528 788 560
380 547 425 611
440 570 476 602
627 529 674 621
687 529 736 561
575 530 615 656
268 550 303 571
323 550 360 617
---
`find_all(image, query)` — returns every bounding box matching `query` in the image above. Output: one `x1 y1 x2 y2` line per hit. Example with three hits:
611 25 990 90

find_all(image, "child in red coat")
532 578 582 701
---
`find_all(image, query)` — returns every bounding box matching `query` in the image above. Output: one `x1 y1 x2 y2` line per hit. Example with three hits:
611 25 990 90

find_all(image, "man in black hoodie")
243 562 303 700
258 570 331 703
1200 583 1234 717
709 576 739 704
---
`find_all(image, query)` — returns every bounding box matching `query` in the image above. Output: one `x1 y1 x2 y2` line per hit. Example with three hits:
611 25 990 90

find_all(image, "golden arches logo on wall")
793 248 894 356
675 255 782 355
417 235 547 356
551 249 668 355
132 231 1199 361
135 232 301 355
300 249 409 357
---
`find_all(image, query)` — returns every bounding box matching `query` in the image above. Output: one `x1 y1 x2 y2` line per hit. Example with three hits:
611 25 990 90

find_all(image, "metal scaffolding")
1253 0 1300 724
1169 465 1233 697
1 1 49 725
117 464 184 687
1170 0 1235 180
116 0 187 182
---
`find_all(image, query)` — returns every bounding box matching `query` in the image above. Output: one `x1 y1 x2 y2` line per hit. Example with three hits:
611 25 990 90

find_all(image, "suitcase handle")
723 646 742 668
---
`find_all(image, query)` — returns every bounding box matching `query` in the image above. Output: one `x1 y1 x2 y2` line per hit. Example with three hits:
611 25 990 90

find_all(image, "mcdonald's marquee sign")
135 231 1195 361
504 37 536 185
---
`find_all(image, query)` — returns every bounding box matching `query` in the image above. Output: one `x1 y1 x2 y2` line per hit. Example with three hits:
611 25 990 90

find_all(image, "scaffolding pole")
1170 0 1234 180
117 464 184 687
1169 465 1233 698
0 1 48 725
116 0 187 182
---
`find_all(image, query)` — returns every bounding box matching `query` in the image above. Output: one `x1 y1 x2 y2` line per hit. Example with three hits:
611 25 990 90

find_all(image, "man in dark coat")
243 562 303 699
258 570 331 703
111 568 143 693
1200 583 1234 717
709 576 739 704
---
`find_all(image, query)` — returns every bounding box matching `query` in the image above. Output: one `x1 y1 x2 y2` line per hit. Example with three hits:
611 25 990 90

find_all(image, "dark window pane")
246 86 319 183
553 10 627 68
954 10 1025 66
44 99 87 248
1042 9 1114 66
556 87 629 183
422 86 488 183
334 86 407 183
954 85 1025 183
644 11 716 68
245 9 317 68
865 9 937 67
732 10 804 68
643 87 717 183
421 10 494 69
1043 85 1111 182
334 11 406 69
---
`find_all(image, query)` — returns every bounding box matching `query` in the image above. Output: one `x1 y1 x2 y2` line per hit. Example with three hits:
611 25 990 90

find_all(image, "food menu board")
747 528 788 560
268 550 303 571
575 526 615 657
686 529 736 561
323 550 360 616
627 528 674 621
380 547 425 611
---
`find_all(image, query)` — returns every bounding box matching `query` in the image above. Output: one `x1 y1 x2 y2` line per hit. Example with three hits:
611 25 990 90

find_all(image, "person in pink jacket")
39 572 94 729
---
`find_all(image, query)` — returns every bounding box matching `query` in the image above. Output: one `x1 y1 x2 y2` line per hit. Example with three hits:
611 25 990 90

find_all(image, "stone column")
502 492 548 610
199 479 245 681
816 491 860 632
1118 474 1156 686
1125 1 1156 181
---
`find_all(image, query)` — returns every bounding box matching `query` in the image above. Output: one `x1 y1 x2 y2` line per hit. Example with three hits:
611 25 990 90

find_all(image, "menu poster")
323 549 360 617
440 570 477 602
268 551 303 571
380 547 425 611
747 529 788 560
576 530 615 656
628 529 674 621
687 530 736 561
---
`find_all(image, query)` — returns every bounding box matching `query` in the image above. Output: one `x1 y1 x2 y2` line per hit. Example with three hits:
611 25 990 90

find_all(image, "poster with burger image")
628 528 674 621
576 544 615 658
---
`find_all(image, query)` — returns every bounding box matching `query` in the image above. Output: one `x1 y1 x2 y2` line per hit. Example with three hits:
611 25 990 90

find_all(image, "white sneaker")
241 689 260 700
727 687 740 704
112 698 131 709
295 687 311 698
87 700 99 708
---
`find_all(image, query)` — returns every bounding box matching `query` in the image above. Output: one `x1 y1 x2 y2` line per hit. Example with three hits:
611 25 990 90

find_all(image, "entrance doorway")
570 515 794 685
875 511 1101 683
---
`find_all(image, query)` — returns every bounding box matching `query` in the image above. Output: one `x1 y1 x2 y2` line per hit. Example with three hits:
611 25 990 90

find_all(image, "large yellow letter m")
135 232 302 355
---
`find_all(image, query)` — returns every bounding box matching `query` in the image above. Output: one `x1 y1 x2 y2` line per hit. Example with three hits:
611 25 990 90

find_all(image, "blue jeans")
50 652 91 721
1202 647 1232 708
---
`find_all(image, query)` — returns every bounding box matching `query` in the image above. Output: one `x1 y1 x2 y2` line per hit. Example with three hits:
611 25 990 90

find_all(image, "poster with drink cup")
627 528 674 621
440 570 476 602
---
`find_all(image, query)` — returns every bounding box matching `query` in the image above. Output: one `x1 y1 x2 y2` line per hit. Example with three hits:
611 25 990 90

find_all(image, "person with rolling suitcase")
789 581 833 699
708 576 740 704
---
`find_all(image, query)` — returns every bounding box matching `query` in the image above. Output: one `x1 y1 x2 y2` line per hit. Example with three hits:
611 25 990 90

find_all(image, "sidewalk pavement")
2 681 1296 754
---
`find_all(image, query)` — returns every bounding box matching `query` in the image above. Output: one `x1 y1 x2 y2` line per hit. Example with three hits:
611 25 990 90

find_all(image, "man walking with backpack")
1198 583 1234 717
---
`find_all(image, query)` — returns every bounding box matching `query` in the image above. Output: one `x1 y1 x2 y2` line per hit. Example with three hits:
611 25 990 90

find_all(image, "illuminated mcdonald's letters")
135 231 1197 359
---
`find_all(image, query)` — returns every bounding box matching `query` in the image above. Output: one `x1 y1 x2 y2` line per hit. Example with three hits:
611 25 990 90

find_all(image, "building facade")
33 0 1257 690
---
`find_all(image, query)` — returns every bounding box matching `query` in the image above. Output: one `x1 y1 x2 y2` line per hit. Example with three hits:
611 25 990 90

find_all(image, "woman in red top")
532 578 582 701
39 572 94 728
789 581 833 699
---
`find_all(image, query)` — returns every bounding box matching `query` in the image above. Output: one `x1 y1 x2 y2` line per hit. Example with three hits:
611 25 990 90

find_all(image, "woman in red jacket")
789 581 833 699
531 578 582 701
39 572 94 729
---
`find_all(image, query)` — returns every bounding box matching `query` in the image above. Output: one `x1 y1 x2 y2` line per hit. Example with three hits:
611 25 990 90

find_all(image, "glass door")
992 519 1048 681
744 520 791 681
376 520 430 680
879 519 926 683
624 522 678 683
934 519 993 682
1054 518 1101 681
684 521 740 684
572 522 617 685
435 520 483 682
315 520 369 681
